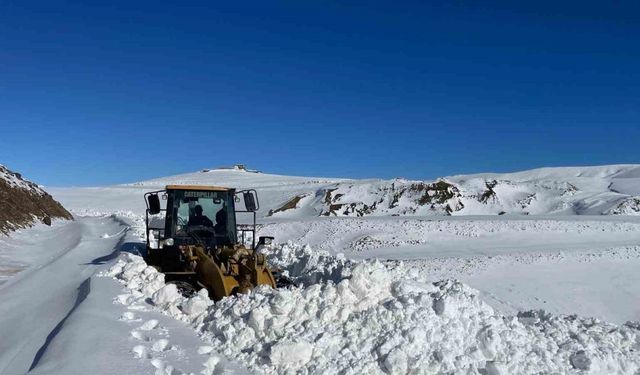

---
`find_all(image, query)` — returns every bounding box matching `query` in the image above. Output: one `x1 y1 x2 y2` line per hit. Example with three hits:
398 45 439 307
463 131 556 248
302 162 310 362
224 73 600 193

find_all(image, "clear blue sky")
1 1 639 186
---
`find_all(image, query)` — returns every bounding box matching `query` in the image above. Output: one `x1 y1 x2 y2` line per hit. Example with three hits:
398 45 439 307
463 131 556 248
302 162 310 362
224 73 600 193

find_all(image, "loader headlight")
164 238 174 246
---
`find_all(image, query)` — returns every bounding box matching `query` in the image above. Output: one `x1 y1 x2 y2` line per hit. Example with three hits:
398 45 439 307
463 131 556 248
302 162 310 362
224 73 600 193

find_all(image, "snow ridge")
124 164 640 218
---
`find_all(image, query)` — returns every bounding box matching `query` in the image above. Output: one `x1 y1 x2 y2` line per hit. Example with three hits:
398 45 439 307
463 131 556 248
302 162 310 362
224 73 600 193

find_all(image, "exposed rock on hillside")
607 197 640 215
285 179 466 217
268 194 307 216
122 164 640 218
267 172 629 218
0 165 72 234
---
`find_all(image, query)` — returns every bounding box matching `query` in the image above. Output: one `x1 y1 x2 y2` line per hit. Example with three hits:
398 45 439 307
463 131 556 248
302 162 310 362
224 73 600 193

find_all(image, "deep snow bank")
102 243 640 375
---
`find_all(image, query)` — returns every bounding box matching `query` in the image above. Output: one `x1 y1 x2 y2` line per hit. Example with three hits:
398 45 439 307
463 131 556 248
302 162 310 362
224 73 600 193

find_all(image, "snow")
0 216 250 375
50 164 640 219
103 246 640 374
607 197 640 215
256 217 640 323
2 164 640 374
152 284 181 306
0 218 139 374
0 220 69 285
259 216 640 259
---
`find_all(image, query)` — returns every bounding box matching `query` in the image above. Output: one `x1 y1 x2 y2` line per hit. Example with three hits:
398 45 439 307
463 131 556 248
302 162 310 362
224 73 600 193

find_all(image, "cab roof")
165 184 232 192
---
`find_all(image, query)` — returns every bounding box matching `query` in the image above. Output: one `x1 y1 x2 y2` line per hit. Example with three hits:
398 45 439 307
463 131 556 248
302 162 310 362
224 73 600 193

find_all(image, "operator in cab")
188 205 213 227
214 208 227 236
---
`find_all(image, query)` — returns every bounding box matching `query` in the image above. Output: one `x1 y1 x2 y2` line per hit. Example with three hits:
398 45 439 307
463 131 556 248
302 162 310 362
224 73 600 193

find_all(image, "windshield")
170 190 236 244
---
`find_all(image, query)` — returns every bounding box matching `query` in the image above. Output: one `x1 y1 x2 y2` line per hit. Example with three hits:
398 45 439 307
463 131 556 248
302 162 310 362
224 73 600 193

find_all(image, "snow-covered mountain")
123 164 640 218
4 164 640 374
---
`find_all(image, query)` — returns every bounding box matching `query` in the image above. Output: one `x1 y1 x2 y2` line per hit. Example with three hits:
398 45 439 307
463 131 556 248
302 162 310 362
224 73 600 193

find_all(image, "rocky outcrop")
269 176 594 218
607 197 640 215
0 165 72 234
268 195 306 216
317 179 465 217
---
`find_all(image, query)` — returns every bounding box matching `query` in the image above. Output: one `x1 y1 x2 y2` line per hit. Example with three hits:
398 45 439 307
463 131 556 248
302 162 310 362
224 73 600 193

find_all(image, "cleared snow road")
0 217 249 375
0 217 134 374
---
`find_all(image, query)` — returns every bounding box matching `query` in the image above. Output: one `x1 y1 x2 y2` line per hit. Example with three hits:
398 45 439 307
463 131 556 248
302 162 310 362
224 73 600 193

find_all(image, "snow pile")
199 269 640 374
102 246 640 375
260 241 351 285
99 254 214 325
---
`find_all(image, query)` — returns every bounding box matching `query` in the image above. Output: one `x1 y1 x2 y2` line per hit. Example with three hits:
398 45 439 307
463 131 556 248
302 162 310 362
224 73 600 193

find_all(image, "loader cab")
144 185 259 254
167 187 236 244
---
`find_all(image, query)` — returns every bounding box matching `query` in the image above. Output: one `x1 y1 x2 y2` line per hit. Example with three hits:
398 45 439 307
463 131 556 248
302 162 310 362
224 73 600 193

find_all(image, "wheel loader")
143 185 277 300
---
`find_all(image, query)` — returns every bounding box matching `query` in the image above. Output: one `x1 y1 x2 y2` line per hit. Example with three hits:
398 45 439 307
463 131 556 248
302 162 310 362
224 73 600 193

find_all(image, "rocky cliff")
0 165 72 234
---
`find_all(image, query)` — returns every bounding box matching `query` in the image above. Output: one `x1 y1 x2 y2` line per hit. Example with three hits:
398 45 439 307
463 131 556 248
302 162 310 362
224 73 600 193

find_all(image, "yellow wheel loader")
144 185 277 300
